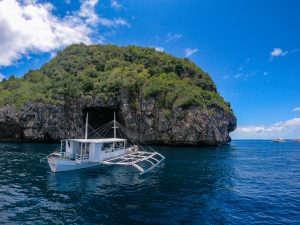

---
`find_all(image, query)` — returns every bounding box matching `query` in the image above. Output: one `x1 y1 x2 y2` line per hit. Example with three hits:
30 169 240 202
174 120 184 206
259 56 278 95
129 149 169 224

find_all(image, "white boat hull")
48 158 100 172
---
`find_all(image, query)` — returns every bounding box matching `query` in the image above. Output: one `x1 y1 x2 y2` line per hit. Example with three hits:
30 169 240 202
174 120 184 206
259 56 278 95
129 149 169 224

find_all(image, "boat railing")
61 152 76 160
52 146 63 155
76 154 89 161
103 147 124 153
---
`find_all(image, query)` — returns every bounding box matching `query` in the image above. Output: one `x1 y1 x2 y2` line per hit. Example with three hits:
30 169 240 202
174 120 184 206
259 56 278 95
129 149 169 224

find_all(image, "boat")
272 138 286 143
47 113 165 175
292 138 300 142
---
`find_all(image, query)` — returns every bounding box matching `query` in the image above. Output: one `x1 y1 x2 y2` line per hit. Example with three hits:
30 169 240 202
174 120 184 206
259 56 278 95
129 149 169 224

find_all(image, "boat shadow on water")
46 161 165 193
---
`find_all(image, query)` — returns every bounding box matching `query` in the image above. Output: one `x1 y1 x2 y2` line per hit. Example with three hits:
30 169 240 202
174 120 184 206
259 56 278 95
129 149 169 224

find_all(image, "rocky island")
0 44 236 145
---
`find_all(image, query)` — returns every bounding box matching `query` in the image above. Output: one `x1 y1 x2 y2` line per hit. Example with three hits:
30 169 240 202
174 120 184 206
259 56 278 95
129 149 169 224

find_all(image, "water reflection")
47 165 145 193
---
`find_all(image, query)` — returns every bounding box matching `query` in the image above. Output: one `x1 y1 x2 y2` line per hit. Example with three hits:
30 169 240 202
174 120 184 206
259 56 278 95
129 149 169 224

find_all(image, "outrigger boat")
48 113 165 175
272 138 286 143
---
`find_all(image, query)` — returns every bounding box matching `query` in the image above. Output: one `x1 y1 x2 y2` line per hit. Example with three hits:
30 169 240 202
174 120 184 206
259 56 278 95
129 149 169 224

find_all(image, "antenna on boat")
113 111 116 138
112 111 119 138
85 113 88 139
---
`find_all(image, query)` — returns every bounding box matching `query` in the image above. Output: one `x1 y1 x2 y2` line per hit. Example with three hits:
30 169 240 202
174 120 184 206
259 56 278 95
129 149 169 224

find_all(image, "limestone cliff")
0 44 236 145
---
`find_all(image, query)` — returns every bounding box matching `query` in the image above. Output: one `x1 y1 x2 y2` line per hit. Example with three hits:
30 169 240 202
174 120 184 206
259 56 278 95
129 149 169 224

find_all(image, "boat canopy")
64 138 126 143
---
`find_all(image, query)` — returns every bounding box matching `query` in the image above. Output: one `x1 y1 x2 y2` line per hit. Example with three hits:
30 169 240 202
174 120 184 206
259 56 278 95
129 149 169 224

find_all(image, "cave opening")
82 107 123 138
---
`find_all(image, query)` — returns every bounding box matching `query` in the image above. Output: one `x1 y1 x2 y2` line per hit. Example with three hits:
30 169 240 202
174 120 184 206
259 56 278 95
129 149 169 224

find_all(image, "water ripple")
0 141 300 224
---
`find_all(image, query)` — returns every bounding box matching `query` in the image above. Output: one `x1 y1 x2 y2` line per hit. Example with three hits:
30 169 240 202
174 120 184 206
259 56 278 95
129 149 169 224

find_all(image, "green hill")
0 44 233 115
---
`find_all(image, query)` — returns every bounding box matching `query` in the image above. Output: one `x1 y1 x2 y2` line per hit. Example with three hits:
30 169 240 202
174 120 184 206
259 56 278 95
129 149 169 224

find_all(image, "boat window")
86 143 90 153
115 142 124 148
102 143 111 150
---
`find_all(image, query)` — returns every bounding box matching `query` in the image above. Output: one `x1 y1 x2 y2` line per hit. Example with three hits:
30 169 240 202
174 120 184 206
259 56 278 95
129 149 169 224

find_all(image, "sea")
0 140 299 224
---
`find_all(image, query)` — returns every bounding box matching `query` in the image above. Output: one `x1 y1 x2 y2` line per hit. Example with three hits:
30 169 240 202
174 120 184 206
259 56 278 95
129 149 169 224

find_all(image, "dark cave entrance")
82 107 123 138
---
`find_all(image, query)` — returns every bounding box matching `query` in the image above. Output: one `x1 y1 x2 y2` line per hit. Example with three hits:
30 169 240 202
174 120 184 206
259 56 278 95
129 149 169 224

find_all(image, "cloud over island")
0 0 129 67
184 48 198 57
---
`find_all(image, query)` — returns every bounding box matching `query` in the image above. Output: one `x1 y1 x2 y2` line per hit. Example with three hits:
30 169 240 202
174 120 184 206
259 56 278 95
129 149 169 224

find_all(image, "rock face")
0 44 237 145
0 90 236 145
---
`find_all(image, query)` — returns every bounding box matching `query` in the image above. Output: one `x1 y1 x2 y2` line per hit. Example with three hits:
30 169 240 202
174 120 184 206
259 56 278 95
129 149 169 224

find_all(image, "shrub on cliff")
0 44 233 114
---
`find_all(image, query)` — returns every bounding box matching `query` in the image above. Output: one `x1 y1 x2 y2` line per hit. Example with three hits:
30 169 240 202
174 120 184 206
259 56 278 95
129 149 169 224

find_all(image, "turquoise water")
0 141 299 224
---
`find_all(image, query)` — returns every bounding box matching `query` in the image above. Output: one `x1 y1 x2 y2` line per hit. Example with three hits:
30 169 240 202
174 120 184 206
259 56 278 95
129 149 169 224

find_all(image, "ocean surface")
0 140 299 224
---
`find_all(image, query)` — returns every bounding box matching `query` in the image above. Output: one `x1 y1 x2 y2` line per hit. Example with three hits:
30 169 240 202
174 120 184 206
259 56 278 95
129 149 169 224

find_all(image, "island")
0 44 236 145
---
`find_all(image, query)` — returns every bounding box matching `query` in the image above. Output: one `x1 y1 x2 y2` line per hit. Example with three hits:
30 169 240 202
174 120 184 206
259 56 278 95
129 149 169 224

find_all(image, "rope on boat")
82 119 158 154
116 121 157 153
89 121 114 138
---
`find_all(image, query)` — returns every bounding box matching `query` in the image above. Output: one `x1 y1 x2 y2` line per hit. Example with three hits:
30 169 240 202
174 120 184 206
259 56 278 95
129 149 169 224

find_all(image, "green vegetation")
0 44 233 114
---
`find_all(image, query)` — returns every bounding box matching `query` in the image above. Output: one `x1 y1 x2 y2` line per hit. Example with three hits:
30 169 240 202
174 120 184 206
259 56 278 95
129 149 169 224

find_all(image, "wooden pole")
85 113 88 139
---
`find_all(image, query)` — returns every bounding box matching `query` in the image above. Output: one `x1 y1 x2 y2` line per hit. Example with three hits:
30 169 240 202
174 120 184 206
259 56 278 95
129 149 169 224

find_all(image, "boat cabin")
60 138 127 162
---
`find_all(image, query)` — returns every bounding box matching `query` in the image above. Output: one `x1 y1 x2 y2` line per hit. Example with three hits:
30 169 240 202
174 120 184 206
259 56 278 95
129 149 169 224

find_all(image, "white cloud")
270 48 288 61
154 47 164 52
184 48 198 57
236 126 268 133
166 32 182 42
235 73 243 78
222 75 229 80
0 0 129 67
232 117 300 139
77 0 99 25
50 52 57 59
235 71 258 79
114 18 129 26
0 73 5 81
234 73 250 79
246 118 300 132
99 18 129 27
293 107 300 112
111 0 122 9
275 118 300 127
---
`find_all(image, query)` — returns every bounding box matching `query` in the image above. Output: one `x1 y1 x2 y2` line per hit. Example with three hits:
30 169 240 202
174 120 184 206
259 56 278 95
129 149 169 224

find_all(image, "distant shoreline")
232 139 300 141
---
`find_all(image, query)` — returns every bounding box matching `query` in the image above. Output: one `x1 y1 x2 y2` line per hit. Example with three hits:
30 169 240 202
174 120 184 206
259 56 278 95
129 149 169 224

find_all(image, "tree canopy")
0 44 233 114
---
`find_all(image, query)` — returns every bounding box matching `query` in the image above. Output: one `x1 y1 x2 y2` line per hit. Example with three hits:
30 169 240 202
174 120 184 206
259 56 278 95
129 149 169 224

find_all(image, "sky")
0 0 300 139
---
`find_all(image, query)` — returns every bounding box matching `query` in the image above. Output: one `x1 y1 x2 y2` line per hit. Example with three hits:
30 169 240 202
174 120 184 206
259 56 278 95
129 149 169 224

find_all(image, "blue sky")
0 0 300 139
